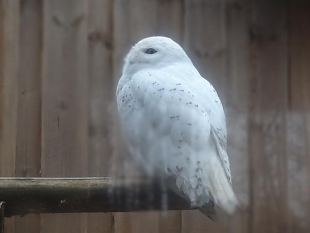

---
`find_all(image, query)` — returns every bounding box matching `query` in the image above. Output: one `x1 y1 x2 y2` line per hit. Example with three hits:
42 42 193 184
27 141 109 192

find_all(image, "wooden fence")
0 0 310 232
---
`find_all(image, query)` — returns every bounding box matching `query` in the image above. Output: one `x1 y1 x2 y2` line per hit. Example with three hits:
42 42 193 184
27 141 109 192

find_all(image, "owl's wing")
192 77 232 183
210 127 231 183
190 77 238 214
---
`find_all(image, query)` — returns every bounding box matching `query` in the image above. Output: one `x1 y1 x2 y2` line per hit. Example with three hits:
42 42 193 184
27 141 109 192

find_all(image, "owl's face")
123 36 191 76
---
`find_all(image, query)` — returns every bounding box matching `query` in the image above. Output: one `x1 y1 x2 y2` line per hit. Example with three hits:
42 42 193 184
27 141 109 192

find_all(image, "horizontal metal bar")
0 177 194 217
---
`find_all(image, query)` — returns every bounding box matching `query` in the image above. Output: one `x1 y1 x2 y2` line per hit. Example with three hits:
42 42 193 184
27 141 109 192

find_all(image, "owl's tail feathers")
199 200 217 221
206 156 239 215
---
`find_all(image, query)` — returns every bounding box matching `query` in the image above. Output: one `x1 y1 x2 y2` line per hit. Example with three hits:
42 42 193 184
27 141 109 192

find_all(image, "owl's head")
123 36 191 75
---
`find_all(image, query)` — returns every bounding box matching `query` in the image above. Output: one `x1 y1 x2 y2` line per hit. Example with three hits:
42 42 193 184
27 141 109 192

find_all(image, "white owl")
116 36 238 217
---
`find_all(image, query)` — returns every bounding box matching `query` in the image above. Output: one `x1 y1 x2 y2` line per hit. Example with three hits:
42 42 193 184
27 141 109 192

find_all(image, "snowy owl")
116 36 238 218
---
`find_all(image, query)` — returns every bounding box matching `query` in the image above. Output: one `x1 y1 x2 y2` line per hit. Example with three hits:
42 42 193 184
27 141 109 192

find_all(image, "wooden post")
0 177 196 217
0 202 4 233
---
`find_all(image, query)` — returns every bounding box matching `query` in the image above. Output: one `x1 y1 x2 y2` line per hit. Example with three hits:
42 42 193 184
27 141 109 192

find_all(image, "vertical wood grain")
0 0 19 176
15 0 42 178
14 0 42 232
156 0 184 41
248 1 288 232
41 0 88 233
158 211 182 233
41 0 88 177
86 0 115 232
225 0 250 232
87 0 114 178
0 1 19 232
287 2 310 232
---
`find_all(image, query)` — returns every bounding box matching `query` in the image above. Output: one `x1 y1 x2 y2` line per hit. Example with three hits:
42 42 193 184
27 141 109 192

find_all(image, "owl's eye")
144 48 158 54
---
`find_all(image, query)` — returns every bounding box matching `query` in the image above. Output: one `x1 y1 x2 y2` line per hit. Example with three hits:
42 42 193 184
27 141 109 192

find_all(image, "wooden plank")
86 0 115 232
156 0 184 41
115 212 159 233
41 1 88 233
14 215 39 233
41 0 88 177
225 0 250 232
15 0 42 178
86 213 114 233
14 1 42 232
0 1 20 233
248 1 289 233
0 0 19 177
158 211 182 233
181 210 226 233
87 0 114 178
113 1 184 233
287 2 310 232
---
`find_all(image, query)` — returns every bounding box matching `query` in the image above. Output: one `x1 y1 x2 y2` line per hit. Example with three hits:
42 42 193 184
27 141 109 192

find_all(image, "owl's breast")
117 73 211 175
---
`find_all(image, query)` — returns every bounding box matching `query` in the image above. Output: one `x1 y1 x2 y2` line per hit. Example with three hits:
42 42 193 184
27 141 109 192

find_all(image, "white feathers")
116 36 238 215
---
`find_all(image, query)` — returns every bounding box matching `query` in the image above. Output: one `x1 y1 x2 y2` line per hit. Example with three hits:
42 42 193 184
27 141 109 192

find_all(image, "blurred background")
0 0 309 232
